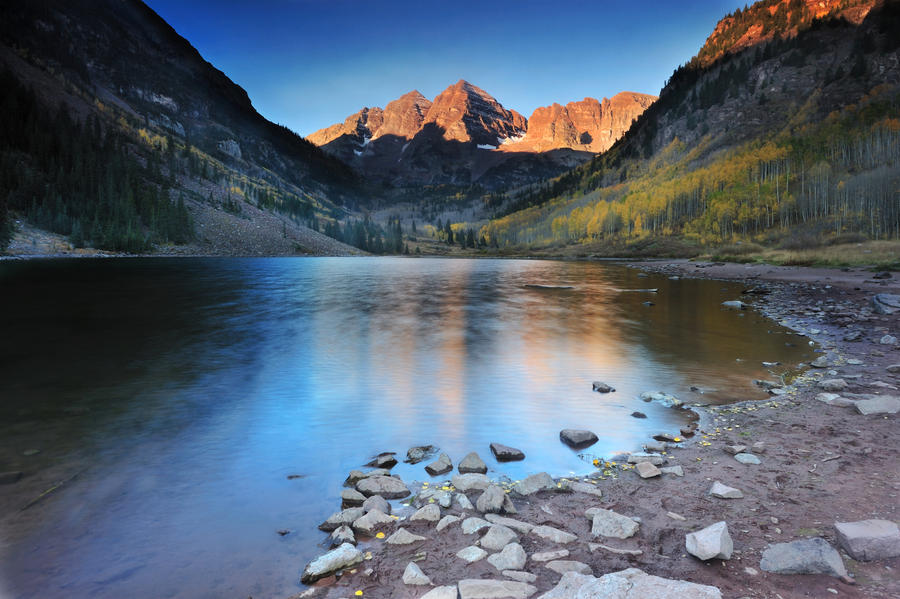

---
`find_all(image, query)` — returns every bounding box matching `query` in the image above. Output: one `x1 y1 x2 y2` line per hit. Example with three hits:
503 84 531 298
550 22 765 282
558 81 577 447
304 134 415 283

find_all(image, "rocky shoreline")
289 261 899 599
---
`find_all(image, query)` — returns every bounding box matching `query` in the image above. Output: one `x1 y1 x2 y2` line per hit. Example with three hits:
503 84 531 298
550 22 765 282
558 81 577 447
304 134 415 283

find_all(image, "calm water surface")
0 257 812 599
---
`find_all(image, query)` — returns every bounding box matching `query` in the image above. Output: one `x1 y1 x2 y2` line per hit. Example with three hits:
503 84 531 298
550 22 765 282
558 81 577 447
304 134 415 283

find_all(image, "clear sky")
144 0 746 137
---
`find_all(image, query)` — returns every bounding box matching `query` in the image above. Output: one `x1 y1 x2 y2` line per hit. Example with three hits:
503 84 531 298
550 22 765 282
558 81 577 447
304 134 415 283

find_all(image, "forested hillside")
481 1 899 250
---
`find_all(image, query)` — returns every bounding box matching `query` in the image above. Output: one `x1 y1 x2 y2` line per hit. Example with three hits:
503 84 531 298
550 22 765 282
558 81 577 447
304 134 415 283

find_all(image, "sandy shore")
297 260 899 599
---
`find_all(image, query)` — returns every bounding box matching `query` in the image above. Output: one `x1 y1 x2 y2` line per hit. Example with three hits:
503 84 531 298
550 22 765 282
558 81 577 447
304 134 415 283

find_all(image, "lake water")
0 257 811 599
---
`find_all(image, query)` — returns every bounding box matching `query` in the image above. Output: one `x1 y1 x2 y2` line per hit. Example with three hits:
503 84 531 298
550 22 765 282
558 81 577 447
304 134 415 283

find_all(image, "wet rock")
319 507 366 531
835 519 900 561
538 570 721 599
514 472 556 495
568 481 603 496
531 525 577 544
385 528 427 545
709 481 743 499
425 453 454 476
872 294 900 315
490 443 525 462
437 515 461 532
559 429 598 449
532 549 569 562
357 475 410 499
587 507 639 539
639 391 682 407
643 440 667 452
760 538 847 577
411 504 442 523
352 508 394 536
453 473 492 492
754 379 782 391
457 545 489 563
592 381 615 393
455 493 476 510
366 452 397 469
458 579 537 599
488 542 527 571
686 521 733 561
855 396 900 415
459 451 488 474
635 462 661 478
545 560 592 576
485 514 534 534
626 453 665 466
480 525 519 551
301 543 364 583
402 561 431 585
462 517 492 534
421 586 458 599
406 445 437 464
721 300 747 309
631 411 647 418
362 494 390 515
0 471 22 485
653 432 678 443
734 453 761 465
477 484 508 513
344 470 368 486
341 488 366 508
660 465 684 477
330 525 356 547
503 571 537 583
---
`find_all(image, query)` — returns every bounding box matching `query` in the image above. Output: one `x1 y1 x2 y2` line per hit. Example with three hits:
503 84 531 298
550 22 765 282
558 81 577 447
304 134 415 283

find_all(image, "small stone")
406 445 437 464
886 364 900 373
455 493 475 511
819 379 849 392
436 515 461 532
588 508 639 539
835 519 900 561
760 538 847 577
402 561 431 585
484 514 534 534
709 481 744 499
592 381 615 393
452 473 491 492
513 472 556 495
744 567 758 576
568 481 603 496
480 525 519 551
341 488 366 508
22 449 40 456
411 504 441 523
631 411 647 419
301 543 364 584
362 494 390 515
639 391 682 407
457 579 537 599
366 452 397 469
667 511 686 521
531 525 577 544
722 300 747 309
643 440 667 452
855 396 900 415
425 453 453 476
462 517 492 534
626 453 665 466
847 358 864 366
734 453 761 465
686 521 733 561
487 542 527 571
503 571 537 584
844 330 863 341
660 465 684 477
419 587 458 599
532 549 569 562
476 484 508 514
880 334 898 345
319 508 366 532
459 452 488 474
490 443 525 462
352 509 394 536
588 543 643 556
810 356 829 368
457 545 488 563
385 528 427 545
559 429 599 449
545 560 592 576
635 461 660 478
723 444 747 455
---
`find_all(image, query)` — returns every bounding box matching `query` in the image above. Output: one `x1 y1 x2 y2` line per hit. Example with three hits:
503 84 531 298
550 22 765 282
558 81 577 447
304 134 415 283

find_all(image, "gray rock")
455 492 476 510
721 300 746 309
341 488 366 508
886 364 900 373
536 569 722 599
457 545 489 563
330 525 356 547
402 561 431 585
643 440 667 452
480 525 519 551
855 396 900 415
626 452 665 465
490 443 525 462
514 472 556 495
458 579 537 599
760 538 847 577
366 452 397 469
635 462 661 478
532 549 569 562
810 356 829 368
873 294 900 314
462 517 493 534
477 485 508 513
588 543 643 556
709 481 743 499
459 452 488 474
319 507 366 531
686 521 733 561
503 571 537 584
501 494 518 515
819 379 849 392
301 543 364 583
639 391 682 407
559 429 599 449
357 475 410 499
344 470 368 486
568 481 603 496
588 508 639 539
406 445 437 464
452 473 492 492
385 528 427 545
723 444 747 455
734 453 761 465
531 525 577 544
488 542 527 571
592 381 615 393
420 587 458 599
352 508 393 536
436 515 461 532
411 504 442 523
545 560 592 576
362 494 390 514
835 519 900 561
660 465 684 477
426 453 454 476
750 442 766 454
880 334 898 345
485 514 534 534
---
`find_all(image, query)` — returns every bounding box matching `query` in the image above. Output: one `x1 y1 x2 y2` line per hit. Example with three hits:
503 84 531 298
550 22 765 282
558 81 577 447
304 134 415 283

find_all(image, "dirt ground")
300 260 899 599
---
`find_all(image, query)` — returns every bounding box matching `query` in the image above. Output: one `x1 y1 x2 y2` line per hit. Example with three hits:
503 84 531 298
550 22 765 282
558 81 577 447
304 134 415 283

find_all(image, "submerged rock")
592 381 615 393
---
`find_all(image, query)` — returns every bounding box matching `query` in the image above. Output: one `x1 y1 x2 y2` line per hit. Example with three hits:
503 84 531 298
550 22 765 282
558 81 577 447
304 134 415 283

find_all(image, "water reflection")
0 257 812 599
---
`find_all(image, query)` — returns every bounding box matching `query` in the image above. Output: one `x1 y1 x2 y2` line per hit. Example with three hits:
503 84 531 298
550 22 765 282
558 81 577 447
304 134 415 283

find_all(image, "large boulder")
490 443 525 462
835 519 900 561
514 472 556 495
559 429 599 449
356 475 410 499
536 569 722 599
459 451 488 474
760 538 847 577
685 521 733 560
301 543 363 583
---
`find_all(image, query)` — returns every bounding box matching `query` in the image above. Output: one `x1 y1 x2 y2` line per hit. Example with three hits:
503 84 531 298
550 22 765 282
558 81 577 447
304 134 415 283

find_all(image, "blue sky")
145 0 747 136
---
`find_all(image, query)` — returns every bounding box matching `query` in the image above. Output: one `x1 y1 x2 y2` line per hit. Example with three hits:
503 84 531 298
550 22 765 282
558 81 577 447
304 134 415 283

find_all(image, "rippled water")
0 257 811 598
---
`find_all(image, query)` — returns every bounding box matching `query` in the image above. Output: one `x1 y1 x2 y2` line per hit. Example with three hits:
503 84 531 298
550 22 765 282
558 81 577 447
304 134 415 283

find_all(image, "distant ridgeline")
482 0 900 248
